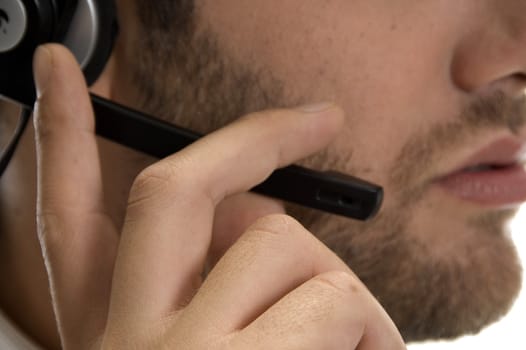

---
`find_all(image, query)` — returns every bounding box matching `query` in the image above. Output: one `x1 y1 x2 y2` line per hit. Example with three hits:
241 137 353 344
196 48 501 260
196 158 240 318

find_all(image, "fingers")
107 104 344 331
209 192 286 267
33 44 118 347
34 44 102 220
236 271 406 350
184 214 352 335
177 213 405 349
179 214 404 349
175 215 404 349
32 48 400 350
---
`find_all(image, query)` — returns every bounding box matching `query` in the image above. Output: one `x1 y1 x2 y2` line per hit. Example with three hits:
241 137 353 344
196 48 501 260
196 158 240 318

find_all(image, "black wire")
0 107 31 178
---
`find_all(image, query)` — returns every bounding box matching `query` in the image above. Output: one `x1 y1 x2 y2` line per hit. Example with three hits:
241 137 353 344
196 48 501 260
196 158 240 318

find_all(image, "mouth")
435 137 526 207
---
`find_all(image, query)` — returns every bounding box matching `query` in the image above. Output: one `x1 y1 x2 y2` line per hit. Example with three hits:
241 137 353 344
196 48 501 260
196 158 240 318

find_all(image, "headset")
0 0 116 106
0 0 384 221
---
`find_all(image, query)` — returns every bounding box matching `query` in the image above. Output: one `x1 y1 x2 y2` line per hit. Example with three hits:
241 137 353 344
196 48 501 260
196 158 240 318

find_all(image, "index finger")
106 104 344 332
33 44 118 346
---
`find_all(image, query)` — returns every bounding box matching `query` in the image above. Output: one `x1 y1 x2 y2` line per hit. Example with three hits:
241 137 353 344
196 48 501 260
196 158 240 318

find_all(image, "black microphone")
92 95 383 221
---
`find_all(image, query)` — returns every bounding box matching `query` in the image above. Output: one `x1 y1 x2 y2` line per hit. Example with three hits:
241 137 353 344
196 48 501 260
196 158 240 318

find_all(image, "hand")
33 44 406 349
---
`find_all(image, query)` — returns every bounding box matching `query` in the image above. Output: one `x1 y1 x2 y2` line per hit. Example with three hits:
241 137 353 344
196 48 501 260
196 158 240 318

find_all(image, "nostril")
479 73 526 98
509 73 526 96
512 72 526 83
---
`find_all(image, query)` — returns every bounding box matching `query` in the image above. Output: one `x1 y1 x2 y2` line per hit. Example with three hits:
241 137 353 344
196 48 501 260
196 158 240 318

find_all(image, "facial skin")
1 1 526 348
110 0 526 342
0 101 21 151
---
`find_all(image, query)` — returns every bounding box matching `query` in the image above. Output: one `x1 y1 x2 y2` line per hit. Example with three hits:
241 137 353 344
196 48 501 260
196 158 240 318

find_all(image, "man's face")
120 0 526 342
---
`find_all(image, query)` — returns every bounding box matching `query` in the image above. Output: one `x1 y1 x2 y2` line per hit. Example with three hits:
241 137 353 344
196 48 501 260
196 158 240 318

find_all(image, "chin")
384 236 522 343
301 205 523 343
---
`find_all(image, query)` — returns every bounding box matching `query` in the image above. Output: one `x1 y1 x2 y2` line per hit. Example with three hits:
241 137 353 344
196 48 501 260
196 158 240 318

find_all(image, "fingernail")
33 46 52 97
297 102 335 113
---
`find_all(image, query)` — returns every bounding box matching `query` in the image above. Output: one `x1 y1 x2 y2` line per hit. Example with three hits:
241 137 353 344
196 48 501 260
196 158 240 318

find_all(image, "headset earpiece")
0 0 117 108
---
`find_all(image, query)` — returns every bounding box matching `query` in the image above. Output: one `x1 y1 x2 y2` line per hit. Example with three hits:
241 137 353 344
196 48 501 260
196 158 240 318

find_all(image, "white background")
408 206 526 350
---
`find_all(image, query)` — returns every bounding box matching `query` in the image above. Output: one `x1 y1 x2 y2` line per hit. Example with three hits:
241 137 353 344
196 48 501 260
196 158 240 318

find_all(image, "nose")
451 3 526 98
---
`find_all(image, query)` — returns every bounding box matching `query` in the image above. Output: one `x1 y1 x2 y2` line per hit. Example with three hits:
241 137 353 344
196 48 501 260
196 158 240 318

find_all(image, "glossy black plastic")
0 0 383 220
0 0 115 107
92 94 384 220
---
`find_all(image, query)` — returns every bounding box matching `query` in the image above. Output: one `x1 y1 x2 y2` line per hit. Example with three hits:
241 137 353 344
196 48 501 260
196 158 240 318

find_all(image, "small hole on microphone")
317 190 362 210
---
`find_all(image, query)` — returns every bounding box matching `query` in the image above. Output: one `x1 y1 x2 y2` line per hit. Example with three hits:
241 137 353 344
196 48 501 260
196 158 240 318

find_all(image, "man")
1 0 525 348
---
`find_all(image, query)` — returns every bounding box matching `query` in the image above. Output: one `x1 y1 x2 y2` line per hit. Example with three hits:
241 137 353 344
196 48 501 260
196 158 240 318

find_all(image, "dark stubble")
299 91 525 341
130 3 524 342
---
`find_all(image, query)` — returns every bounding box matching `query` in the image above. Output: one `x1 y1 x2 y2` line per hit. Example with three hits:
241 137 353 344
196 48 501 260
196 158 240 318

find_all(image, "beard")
126 16 524 342
287 192 522 342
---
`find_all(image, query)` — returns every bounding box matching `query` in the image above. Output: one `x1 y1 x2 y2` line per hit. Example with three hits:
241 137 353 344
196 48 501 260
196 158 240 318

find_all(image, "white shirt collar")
0 309 42 350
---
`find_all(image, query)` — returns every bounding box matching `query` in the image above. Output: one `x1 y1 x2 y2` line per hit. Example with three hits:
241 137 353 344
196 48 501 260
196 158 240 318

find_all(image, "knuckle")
240 214 304 251
132 165 171 193
312 271 362 296
129 156 195 205
228 214 306 270
246 214 303 237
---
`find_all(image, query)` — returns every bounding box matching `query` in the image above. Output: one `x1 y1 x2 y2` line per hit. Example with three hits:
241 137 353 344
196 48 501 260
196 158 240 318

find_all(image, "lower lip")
436 165 526 207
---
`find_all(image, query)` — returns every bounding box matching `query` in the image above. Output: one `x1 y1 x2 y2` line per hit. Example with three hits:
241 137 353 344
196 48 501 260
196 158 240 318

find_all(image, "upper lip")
451 137 526 173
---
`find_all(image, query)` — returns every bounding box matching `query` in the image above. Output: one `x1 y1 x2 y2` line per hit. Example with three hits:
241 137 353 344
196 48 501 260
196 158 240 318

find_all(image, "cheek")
327 127 401 182
200 0 462 187
200 1 388 92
